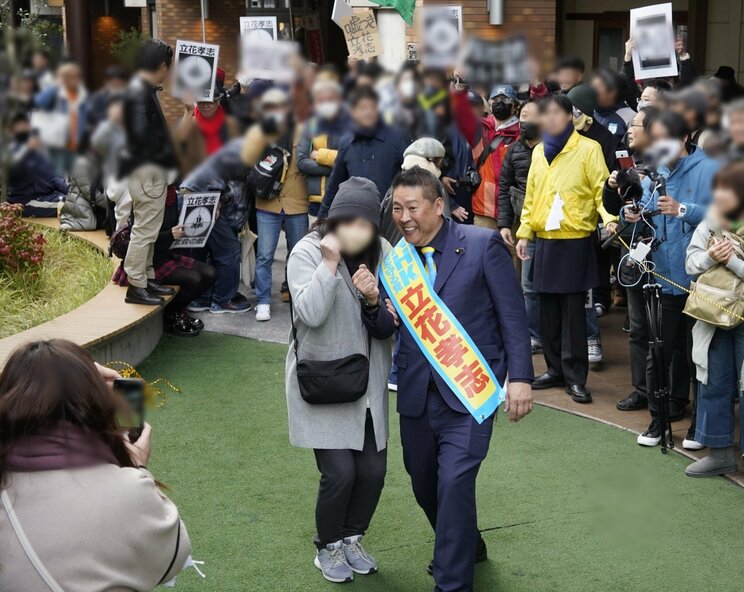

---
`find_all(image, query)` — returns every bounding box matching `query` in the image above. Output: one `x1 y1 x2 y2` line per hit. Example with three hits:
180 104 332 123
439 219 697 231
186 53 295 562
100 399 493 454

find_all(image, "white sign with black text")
173 40 220 101
630 3 678 80
421 5 462 69
239 16 278 41
171 193 220 249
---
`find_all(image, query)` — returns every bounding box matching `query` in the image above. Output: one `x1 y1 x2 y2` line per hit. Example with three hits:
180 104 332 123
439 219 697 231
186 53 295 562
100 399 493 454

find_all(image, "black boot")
147 280 176 296
165 311 201 337
126 286 164 305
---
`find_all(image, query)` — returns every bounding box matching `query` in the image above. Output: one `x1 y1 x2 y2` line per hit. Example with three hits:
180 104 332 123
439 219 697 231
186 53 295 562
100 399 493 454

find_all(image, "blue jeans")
695 325 744 449
205 216 241 306
521 239 540 343
255 210 308 305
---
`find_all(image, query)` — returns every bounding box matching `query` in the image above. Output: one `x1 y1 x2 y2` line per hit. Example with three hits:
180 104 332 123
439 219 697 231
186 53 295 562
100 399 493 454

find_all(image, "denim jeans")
521 239 540 343
255 210 308 305
202 216 241 306
694 325 744 449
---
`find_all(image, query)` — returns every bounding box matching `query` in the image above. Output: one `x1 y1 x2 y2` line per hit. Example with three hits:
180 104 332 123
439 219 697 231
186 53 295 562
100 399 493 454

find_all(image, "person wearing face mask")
621 111 720 448
385 63 423 139
241 87 310 322
452 83 520 230
684 162 744 477
7 113 69 217
297 79 351 218
285 177 396 584
497 99 542 352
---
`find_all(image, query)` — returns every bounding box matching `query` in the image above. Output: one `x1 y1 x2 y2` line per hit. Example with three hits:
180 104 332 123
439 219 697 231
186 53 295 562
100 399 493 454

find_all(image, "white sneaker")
682 438 705 450
255 304 271 322
588 339 603 364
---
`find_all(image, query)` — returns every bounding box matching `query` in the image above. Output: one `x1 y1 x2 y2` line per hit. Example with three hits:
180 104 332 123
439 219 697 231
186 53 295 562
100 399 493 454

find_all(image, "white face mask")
399 79 416 100
636 99 650 110
334 224 375 256
316 101 340 120
647 138 683 168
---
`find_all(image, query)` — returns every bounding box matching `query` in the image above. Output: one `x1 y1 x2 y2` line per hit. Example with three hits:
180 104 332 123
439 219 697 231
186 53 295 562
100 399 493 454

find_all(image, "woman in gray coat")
286 177 396 584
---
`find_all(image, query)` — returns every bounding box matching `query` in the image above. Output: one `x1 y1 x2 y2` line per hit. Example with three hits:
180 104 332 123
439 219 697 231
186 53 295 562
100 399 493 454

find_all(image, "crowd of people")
3 30 744 592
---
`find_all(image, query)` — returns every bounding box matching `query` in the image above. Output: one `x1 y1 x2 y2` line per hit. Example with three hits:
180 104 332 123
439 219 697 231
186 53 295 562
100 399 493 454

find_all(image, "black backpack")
248 129 293 200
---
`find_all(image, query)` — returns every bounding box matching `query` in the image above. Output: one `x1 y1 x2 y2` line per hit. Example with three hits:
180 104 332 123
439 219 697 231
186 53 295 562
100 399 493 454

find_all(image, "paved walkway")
193 233 744 486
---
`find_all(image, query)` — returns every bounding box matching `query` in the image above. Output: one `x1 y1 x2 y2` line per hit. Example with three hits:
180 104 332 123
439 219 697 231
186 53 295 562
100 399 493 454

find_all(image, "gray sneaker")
314 541 353 583
342 535 378 575
685 447 737 478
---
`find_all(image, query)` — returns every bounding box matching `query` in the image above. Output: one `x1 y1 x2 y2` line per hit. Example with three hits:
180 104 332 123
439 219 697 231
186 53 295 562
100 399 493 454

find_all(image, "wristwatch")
676 204 687 219
362 299 379 313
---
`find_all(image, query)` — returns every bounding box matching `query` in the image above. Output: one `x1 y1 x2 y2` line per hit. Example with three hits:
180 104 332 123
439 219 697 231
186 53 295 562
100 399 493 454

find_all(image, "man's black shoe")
566 384 592 404
125 286 164 305
616 391 648 411
427 535 487 576
532 372 564 390
669 402 688 422
147 280 176 296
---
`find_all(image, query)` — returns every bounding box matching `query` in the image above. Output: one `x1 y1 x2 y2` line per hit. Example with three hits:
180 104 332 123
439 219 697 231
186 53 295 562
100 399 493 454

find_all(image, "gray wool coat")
285 231 392 452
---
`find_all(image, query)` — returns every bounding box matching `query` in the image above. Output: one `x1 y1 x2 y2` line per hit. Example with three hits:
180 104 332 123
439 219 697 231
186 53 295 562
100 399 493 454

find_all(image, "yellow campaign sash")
380 239 506 423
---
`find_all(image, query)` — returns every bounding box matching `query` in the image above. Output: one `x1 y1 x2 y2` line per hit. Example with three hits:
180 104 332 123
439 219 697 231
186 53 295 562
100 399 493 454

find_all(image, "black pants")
159 259 217 312
627 287 650 397
539 291 588 386
646 293 694 418
313 411 387 548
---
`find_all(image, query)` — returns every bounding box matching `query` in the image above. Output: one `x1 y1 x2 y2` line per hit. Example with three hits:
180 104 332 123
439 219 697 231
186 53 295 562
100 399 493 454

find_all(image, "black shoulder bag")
289 264 372 405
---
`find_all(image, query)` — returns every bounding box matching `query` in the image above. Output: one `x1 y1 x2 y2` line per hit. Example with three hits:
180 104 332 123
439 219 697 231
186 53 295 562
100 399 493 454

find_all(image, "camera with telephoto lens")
460 167 482 191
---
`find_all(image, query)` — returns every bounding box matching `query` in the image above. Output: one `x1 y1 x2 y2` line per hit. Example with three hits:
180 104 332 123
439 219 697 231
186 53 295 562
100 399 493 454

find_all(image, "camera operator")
620 111 720 447
604 106 657 412
497 98 543 352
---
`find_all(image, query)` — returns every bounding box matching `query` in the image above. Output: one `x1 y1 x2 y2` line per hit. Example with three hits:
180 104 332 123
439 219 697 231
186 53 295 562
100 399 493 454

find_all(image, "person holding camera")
621 111 720 447
0 339 192 590
684 162 744 476
285 178 396 583
241 87 309 323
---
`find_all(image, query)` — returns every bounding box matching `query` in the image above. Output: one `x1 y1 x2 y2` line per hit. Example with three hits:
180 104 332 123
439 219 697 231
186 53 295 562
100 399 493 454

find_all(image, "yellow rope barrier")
104 361 182 409
616 236 744 324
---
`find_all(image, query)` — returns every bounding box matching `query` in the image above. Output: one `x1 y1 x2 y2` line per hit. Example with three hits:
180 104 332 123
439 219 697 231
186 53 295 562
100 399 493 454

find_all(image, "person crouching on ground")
0 339 192 590
684 162 744 477
285 177 396 584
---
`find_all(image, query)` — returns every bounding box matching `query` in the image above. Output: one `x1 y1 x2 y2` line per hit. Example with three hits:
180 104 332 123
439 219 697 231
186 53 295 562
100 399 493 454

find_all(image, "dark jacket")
7 143 68 217
497 137 537 228
593 104 636 144
578 119 618 171
121 76 178 176
318 119 409 218
390 221 534 418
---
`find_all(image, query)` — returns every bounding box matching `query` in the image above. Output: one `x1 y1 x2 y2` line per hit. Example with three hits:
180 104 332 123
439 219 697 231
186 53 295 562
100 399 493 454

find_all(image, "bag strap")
476 135 506 171
1 489 65 592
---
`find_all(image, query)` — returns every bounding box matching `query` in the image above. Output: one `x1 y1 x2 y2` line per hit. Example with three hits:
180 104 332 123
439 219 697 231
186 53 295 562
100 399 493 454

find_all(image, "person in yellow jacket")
242 87 309 322
516 94 617 403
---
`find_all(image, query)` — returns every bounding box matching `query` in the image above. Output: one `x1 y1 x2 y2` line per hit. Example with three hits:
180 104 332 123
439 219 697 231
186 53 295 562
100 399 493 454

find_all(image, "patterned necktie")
421 246 437 284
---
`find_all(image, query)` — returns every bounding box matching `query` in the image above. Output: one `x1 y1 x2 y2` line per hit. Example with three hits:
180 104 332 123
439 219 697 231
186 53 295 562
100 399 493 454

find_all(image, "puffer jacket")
620 146 720 295
497 136 538 228
60 155 106 231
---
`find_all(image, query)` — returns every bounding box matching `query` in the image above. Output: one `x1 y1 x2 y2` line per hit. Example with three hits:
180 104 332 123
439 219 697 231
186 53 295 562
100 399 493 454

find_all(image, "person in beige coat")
0 340 192 592
241 87 309 322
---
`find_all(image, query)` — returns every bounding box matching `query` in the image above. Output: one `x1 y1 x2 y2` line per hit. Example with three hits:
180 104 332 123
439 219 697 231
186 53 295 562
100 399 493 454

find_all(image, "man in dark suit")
388 167 534 592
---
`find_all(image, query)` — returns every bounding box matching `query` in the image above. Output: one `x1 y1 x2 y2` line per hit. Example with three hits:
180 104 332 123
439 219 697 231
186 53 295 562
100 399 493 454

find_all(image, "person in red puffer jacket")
453 84 521 229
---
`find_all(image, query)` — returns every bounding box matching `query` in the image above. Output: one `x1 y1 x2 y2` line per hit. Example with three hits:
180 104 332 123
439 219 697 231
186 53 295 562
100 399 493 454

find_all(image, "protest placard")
171 193 220 250
339 10 383 61
240 37 299 83
239 16 278 41
630 3 678 80
173 40 219 101
421 5 462 69
462 36 529 91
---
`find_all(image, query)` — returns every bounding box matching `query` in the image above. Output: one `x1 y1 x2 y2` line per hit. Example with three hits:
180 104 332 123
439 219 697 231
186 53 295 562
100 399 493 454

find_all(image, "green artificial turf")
141 333 744 592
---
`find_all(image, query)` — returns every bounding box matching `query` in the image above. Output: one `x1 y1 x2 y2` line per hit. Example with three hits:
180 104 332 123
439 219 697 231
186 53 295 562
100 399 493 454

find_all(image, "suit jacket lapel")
433 223 466 293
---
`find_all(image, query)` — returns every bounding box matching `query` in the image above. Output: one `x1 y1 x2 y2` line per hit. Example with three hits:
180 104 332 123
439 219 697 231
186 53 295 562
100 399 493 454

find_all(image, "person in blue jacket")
621 110 720 448
318 86 409 218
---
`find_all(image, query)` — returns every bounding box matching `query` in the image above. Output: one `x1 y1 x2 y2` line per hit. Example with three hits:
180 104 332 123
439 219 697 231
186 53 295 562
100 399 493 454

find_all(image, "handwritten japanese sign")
339 10 383 61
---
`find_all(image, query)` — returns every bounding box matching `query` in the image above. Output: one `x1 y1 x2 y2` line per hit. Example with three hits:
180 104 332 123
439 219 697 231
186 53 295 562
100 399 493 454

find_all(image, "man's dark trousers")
400 384 494 592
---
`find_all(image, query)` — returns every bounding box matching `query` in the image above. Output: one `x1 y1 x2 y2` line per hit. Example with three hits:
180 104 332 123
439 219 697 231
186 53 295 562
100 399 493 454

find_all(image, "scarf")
6 421 120 472
194 105 226 155
542 122 574 165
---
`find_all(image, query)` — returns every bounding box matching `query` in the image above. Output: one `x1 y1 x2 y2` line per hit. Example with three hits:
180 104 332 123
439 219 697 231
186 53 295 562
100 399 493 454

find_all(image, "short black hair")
644 78 673 93
518 97 537 116
556 56 585 74
595 67 628 100
539 93 573 115
639 106 661 132
391 167 441 203
349 85 379 107
104 65 129 81
136 39 173 72
648 110 689 140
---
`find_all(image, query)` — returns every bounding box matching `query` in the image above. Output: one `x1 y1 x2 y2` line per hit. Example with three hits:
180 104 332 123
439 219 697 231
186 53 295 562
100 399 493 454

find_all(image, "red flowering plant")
0 203 46 274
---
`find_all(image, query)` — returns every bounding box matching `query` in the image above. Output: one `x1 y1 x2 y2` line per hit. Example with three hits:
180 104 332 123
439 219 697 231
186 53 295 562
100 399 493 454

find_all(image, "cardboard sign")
171 193 220 249
339 10 383 61
239 16 278 42
463 36 529 90
630 3 678 80
173 40 219 101
421 5 462 68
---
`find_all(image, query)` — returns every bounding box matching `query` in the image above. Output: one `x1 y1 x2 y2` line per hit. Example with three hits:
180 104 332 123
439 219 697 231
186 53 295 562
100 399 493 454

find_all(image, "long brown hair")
0 339 135 487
